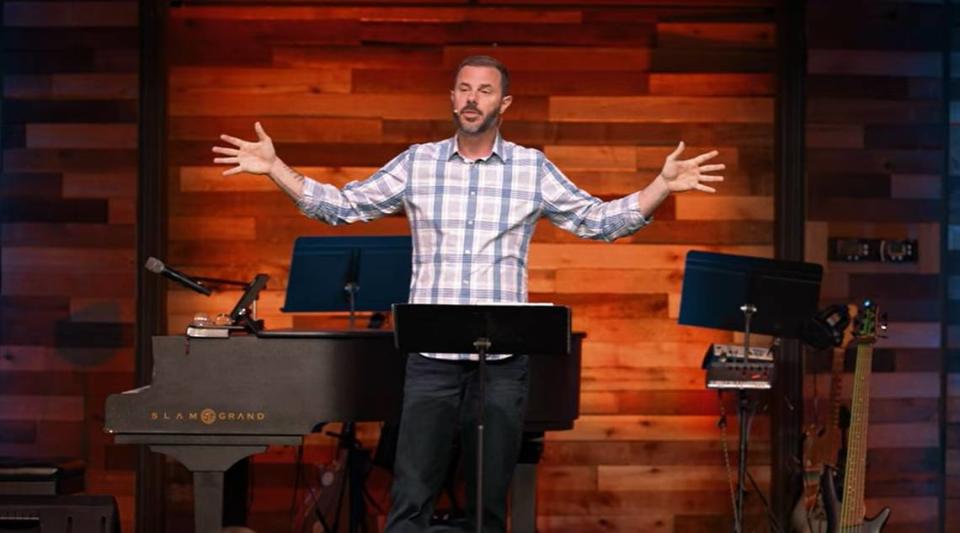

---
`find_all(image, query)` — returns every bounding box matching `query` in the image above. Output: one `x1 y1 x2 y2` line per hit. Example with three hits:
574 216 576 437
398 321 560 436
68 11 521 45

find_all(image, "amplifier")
0 495 118 533
0 459 84 496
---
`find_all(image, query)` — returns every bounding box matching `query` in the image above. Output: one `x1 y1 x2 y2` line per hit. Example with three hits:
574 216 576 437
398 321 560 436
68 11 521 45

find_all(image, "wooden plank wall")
804 2 945 532
164 2 776 531
0 1 139 531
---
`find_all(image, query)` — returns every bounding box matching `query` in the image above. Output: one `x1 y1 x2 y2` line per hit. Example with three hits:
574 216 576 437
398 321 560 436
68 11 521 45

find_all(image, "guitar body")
790 487 828 533
820 467 890 533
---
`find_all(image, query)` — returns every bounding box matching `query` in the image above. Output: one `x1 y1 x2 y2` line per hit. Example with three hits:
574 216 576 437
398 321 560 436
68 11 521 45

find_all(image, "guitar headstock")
853 299 887 344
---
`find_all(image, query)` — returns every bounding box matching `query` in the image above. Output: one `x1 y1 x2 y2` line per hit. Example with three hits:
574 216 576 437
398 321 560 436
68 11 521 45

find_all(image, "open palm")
659 141 725 193
212 122 277 176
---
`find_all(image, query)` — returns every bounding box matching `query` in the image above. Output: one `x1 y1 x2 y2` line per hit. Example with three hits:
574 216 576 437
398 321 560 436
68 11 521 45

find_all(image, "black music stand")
282 236 412 328
678 251 822 533
392 303 571 533
277 237 413 533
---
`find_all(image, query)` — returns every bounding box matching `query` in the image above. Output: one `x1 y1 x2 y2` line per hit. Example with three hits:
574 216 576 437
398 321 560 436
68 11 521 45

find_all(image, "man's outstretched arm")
212 122 408 225
542 142 725 241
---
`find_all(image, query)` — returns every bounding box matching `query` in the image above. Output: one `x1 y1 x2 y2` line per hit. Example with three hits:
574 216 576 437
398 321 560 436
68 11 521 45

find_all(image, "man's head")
450 55 513 136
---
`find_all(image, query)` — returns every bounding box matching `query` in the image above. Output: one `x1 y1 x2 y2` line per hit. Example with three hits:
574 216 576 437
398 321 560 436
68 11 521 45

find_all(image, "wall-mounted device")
828 237 917 263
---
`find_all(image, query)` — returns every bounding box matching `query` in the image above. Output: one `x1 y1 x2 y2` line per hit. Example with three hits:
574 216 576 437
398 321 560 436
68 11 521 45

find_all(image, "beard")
453 105 501 135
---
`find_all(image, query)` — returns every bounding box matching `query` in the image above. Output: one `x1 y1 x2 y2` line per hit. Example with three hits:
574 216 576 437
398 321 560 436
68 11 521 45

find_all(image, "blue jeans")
385 353 529 533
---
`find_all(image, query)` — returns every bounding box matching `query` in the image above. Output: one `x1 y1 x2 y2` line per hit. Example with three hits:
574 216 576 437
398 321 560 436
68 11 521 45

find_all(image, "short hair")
454 55 511 96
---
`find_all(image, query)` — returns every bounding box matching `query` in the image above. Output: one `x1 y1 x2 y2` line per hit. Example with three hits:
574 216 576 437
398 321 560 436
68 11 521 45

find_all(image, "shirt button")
470 191 477 196
465 250 471 255
463 280 469 285
467 220 474 225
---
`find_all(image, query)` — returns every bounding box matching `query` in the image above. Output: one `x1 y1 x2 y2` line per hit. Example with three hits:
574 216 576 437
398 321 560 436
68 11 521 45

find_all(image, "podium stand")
679 251 822 533
392 303 571 533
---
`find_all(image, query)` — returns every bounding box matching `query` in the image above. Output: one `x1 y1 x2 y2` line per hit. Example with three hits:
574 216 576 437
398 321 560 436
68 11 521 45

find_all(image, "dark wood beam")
136 1 169 531
772 0 806 528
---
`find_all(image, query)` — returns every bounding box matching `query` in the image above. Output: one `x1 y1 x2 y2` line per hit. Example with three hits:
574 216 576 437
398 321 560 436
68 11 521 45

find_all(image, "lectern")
392 303 571 533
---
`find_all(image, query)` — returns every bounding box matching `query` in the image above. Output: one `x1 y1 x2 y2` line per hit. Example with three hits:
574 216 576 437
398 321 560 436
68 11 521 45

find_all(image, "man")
212 55 723 532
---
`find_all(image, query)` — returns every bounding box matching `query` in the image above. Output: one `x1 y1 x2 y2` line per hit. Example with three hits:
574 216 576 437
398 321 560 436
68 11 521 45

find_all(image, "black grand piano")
104 328 582 533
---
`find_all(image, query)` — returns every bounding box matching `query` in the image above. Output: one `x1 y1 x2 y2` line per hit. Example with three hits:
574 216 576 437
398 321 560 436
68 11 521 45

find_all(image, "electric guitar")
820 300 890 532
791 305 851 532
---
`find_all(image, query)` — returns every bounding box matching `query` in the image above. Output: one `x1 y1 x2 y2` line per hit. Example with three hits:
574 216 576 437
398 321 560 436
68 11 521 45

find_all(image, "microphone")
145 257 212 296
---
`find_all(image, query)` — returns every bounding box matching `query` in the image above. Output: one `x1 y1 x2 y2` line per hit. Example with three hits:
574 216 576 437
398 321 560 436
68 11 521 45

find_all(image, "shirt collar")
449 133 509 163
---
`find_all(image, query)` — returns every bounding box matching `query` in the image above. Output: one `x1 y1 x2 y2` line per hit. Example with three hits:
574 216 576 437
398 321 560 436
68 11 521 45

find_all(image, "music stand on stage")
678 251 822 533
282 236 412 328
280 236 413 533
392 303 571 533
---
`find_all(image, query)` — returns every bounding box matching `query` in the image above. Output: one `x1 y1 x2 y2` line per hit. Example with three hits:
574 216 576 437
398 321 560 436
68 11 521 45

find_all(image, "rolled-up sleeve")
540 157 650 242
297 149 411 225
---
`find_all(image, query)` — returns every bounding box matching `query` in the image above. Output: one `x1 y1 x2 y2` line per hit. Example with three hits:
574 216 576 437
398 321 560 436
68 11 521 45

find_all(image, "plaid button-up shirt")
298 135 650 360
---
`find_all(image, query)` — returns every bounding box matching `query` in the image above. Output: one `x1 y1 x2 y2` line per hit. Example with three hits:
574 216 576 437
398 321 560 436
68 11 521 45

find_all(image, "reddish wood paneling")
165 3 775 531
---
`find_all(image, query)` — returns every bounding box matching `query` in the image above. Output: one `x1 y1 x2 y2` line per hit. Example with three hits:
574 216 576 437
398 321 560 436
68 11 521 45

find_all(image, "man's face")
450 65 513 135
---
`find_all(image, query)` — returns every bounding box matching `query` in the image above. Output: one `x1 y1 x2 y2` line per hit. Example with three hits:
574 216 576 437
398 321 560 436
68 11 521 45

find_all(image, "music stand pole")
734 303 756 533
473 338 491 533
345 282 358 330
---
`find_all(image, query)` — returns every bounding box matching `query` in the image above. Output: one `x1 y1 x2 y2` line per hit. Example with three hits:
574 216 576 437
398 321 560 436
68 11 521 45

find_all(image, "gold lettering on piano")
201 408 217 425
147 408 266 425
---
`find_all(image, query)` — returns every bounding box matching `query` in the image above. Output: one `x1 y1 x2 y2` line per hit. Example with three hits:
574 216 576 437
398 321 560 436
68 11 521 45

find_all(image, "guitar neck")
839 341 874 527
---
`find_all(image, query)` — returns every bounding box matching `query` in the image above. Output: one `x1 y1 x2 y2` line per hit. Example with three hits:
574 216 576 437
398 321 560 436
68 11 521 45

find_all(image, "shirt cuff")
296 176 321 213
625 191 653 227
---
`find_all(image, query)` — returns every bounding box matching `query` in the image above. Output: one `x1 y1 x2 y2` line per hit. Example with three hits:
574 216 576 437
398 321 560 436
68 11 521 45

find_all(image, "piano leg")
151 444 268 533
510 463 537 533
510 431 544 533
195 471 225 533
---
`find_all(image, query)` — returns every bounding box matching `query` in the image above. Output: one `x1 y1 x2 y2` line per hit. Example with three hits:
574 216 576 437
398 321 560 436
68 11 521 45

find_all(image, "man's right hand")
213 121 277 176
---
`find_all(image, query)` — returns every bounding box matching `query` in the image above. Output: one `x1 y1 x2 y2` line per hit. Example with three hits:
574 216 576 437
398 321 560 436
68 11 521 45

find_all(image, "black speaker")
0 495 118 533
